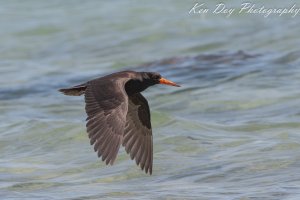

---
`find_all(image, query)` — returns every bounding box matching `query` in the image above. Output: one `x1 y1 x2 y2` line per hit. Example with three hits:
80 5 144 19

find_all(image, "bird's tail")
59 83 87 96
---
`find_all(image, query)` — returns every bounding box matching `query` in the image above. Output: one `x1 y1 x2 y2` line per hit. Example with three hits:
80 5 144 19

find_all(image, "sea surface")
1 1 300 199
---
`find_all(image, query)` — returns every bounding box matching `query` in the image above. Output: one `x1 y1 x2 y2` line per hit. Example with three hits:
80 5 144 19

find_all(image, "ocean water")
1 1 300 199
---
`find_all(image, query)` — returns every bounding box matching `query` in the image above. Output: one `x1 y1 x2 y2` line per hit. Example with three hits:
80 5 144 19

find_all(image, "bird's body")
59 71 179 174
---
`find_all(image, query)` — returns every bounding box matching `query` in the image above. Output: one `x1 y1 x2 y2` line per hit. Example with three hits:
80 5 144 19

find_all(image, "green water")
1 1 300 199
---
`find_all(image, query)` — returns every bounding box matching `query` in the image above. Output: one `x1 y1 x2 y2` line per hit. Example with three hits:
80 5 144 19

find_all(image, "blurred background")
1 0 300 199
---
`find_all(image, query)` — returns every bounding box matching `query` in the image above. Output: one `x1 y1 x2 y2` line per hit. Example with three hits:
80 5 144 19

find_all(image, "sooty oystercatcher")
59 71 180 174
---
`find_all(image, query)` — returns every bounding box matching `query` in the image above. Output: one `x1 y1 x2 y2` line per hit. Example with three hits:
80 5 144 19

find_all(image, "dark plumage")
59 71 180 174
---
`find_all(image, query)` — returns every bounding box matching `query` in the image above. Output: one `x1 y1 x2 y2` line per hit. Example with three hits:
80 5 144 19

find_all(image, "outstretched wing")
85 78 129 165
122 93 153 175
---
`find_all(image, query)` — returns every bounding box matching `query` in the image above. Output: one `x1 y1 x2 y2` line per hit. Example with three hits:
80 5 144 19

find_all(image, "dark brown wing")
85 78 129 165
122 93 153 175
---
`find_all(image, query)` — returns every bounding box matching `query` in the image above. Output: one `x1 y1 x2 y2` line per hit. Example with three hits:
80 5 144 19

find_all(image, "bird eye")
153 74 161 80
147 72 161 80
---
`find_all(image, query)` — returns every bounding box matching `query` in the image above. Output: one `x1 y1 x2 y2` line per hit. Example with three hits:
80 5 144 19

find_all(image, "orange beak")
159 77 180 87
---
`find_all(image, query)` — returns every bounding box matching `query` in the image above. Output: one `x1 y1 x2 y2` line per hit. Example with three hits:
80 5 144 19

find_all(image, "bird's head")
141 72 180 87
125 71 180 95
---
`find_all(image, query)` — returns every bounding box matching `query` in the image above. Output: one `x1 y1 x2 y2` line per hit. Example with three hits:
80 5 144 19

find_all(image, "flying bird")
59 71 180 174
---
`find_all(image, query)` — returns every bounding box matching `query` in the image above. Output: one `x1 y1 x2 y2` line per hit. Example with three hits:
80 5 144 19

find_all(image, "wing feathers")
122 93 153 175
84 78 153 174
84 79 128 166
